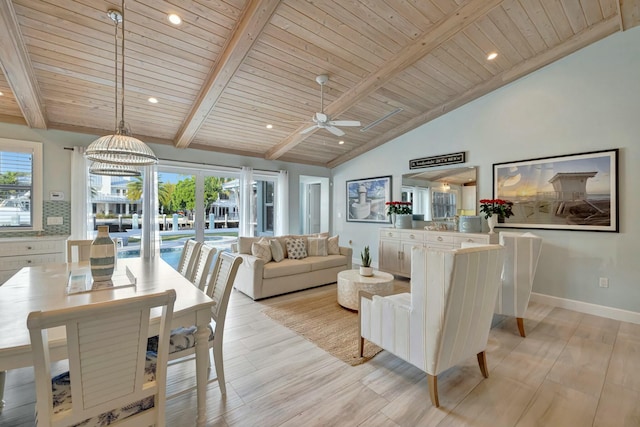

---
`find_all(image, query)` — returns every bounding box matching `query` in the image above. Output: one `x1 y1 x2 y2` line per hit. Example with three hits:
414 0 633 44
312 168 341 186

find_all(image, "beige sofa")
232 234 352 300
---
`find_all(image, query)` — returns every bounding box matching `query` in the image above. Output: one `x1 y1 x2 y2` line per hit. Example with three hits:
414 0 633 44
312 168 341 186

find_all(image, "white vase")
487 215 497 234
90 225 115 282
359 266 373 277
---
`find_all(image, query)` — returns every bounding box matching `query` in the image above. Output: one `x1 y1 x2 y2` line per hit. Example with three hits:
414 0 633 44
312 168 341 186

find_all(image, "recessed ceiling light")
168 14 182 25
338 140 345 145
266 124 273 129
148 97 158 104
0 91 3 96
487 52 498 60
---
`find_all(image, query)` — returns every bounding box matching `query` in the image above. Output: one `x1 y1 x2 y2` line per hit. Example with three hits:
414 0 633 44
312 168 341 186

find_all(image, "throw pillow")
269 239 285 262
251 241 272 263
327 235 340 255
307 236 328 256
238 236 260 254
285 238 307 260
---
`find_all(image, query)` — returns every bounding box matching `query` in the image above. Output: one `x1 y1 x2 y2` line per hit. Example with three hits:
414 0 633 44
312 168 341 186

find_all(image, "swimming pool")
119 246 183 270
118 242 233 272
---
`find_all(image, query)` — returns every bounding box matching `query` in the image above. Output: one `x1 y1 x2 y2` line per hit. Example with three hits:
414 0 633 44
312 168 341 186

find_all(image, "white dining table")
0 257 215 426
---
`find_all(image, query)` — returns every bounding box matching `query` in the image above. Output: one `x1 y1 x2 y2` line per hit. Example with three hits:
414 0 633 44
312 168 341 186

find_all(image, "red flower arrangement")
385 201 412 216
479 199 514 219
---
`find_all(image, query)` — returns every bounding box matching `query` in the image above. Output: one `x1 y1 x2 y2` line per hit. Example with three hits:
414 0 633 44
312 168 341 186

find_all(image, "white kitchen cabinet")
378 228 497 278
0 236 67 284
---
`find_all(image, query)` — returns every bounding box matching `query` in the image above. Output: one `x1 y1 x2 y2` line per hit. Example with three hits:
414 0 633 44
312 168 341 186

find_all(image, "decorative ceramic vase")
390 213 396 228
359 266 373 277
487 215 497 234
90 225 115 282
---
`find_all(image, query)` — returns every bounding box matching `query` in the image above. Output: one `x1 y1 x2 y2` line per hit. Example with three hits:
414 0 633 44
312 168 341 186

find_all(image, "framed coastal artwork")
493 149 618 232
346 176 392 223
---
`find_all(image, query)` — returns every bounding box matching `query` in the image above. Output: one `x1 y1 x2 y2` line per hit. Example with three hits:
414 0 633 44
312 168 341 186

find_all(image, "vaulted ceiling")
0 0 638 167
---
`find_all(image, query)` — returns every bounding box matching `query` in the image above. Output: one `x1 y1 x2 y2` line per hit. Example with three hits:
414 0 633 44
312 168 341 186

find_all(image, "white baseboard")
530 292 640 325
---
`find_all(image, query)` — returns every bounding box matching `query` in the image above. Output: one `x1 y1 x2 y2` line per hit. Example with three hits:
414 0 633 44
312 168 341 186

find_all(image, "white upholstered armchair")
495 232 542 337
359 245 505 407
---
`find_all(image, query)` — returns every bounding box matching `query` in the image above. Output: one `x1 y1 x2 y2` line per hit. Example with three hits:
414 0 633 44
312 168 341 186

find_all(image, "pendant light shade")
89 160 141 177
85 1 157 166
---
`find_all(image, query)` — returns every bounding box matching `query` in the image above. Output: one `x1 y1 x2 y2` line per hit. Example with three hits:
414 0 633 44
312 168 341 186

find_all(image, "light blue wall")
332 27 640 313
0 124 331 235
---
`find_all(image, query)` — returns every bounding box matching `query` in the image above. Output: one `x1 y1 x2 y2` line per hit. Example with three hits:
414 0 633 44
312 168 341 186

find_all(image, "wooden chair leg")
427 374 439 407
359 337 364 357
477 351 489 378
517 317 526 337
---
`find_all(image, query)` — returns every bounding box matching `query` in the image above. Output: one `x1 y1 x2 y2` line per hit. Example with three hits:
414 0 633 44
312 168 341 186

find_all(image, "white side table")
337 269 394 311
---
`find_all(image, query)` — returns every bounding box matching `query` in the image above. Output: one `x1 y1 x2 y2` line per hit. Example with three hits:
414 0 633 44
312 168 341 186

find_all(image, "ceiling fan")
300 75 361 136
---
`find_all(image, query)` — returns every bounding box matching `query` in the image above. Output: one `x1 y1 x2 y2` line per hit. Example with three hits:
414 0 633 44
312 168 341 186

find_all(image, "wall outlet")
46 216 63 225
599 277 609 288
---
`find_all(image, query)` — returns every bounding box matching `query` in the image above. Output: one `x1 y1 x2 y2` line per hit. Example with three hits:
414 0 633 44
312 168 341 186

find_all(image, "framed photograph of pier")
346 175 392 223
493 149 618 232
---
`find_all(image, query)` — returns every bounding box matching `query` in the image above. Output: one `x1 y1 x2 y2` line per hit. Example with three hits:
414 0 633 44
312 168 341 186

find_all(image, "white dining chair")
150 252 242 396
177 239 202 279
66 239 92 263
67 238 118 264
189 244 217 291
28 290 176 427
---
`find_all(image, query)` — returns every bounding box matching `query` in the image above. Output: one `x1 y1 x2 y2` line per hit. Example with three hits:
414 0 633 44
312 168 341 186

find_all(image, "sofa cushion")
269 239 285 262
308 254 347 271
238 236 261 254
327 235 340 255
307 236 328 256
263 258 312 279
286 238 307 260
252 240 272 262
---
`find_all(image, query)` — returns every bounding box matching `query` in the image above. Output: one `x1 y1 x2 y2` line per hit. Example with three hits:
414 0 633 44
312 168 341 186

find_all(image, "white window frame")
0 138 43 232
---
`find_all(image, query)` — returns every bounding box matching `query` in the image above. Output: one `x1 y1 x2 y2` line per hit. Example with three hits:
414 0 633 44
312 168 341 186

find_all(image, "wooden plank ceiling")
0 0 636 167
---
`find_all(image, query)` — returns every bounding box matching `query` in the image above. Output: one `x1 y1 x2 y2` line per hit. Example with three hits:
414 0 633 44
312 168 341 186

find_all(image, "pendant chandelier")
85 0 157 166
89 161 141 177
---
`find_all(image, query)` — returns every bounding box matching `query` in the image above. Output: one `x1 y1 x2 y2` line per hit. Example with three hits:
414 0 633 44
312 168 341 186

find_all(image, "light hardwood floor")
2 279 640 427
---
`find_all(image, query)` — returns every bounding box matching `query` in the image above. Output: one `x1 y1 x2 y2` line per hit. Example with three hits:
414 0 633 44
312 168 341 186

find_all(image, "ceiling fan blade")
326 126 345 136
314 112 328 123
328 120 361 127
301 125 318 134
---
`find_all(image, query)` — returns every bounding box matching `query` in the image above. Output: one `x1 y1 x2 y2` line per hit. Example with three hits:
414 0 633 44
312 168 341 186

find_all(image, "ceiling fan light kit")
300 75 361 137
85 1 158 169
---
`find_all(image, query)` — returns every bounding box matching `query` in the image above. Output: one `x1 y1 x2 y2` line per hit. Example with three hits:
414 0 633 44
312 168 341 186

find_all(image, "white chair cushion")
52 352 157 426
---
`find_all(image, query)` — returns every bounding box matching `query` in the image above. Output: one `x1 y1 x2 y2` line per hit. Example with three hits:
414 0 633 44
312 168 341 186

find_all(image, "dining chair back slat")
177 240 202 280
190 245 217 291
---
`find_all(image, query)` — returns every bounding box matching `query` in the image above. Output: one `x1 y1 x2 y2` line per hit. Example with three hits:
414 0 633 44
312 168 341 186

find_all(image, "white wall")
332 27 640 313
0 123 331 234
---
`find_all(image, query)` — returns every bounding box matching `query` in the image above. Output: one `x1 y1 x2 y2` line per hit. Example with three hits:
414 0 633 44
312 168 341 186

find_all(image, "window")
0 139 43 231
432 191 456 219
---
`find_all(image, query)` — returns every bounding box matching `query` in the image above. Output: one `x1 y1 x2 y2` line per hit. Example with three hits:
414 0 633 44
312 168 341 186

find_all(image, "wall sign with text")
409 152 466 169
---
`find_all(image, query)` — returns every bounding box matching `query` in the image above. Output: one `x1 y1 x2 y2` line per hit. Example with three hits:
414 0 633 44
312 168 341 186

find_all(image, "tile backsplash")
0 200 70 238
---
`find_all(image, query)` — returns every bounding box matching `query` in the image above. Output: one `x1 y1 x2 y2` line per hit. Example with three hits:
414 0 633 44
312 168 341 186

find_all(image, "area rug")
261 287 382 366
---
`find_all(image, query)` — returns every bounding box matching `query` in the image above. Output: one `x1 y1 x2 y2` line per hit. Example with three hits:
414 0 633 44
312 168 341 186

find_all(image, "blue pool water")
119 247 183 271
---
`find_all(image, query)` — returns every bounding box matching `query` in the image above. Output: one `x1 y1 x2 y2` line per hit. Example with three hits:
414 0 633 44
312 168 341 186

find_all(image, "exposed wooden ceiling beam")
174 0 281 149
327 17 620 169
0 0 47 129
619 0 640 30
265 0 504 161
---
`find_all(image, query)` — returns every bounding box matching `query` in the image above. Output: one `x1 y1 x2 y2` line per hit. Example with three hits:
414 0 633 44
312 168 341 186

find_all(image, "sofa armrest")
339 246 353 269
232 253 266 300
